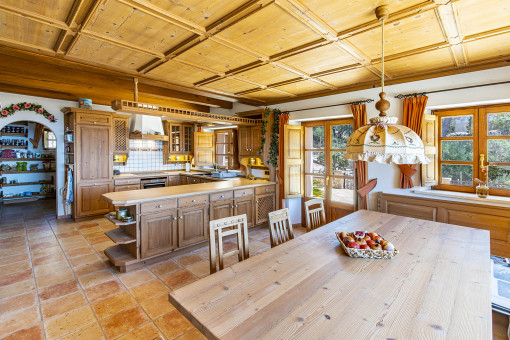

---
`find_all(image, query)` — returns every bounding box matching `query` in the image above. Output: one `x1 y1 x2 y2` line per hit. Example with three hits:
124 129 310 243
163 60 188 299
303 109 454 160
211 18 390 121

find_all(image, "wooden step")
105 228 136 244
104 245 137 266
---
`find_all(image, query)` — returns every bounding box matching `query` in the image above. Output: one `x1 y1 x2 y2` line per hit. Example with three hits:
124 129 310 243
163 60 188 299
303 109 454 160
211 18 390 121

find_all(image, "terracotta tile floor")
0 200 306 339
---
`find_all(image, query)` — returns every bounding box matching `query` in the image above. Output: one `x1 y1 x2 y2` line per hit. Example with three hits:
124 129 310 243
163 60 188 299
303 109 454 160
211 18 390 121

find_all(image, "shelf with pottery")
0 180 53 188
0 132 28 137
103 206 139 270
0 158 55 161
1 145 28 149
0 170 55 174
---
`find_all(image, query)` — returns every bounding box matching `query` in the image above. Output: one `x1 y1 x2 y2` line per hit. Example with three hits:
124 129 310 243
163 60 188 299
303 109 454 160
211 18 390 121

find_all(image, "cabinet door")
211 200 233 221
167 176 180 186
113 117 129 154
77 182 112 217
114 184 140 192
140 210 178 258
194 132 215 166
238 127 251 156
234 196 254 227
182 125 194 155
251 126 262 155
77 125 111 182
187 176 199 185
170 124 181 153
178 206 208 247
255 193 275 225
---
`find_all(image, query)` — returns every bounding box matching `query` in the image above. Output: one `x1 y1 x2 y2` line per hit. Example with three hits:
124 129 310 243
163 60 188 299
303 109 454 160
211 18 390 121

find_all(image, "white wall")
0 92 113 217
214 66 510 215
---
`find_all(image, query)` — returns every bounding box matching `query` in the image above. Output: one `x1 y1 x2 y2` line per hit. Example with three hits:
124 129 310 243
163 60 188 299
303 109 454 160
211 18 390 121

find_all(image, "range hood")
129 114 168 141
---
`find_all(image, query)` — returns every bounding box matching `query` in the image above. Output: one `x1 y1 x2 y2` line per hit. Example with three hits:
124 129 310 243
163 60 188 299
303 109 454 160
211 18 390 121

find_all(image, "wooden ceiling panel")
347 10 446 59
281 44 359 75
86 1 194 54
175 39 259 73
243 89 292 100
1 0 76 21
0 12 60 49
383 48 455 78
465 33 510 63
217 4 320 56
235 63 298 85
146 59 217 85
68 35 156 71
202 78 259 94
318 67 379 88
146 0 250 28
273 79 330 95
457 0 510 37
299 0 425 33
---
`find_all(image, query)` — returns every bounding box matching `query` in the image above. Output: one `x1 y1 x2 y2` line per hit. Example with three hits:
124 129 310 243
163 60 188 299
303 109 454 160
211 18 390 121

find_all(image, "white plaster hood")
129 114 167 140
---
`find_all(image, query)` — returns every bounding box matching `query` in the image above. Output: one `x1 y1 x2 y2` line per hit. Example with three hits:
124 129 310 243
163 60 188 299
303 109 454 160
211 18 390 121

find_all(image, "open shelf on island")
105 214 136 226
104 245 137 267
105 228 136 244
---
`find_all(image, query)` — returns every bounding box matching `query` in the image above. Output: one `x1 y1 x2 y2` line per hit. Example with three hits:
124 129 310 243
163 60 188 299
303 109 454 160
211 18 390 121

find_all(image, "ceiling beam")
63 0 103 56
434 2 467 67
54 0 85 53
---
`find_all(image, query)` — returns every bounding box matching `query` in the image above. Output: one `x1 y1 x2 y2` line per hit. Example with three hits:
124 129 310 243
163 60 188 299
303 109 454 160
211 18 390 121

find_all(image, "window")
434 104 510 196
43 130 56 149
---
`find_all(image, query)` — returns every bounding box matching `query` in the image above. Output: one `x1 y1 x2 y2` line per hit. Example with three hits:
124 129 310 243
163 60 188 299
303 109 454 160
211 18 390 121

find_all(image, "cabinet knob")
256 200 259 203
220 195 224 198
235 204 238 208
173 217 177 220
93 121 96 124
265 188 268 192
243 192 246 194
231 206 235 209
192 199 196 203
156 204 162 208
179 216 183 219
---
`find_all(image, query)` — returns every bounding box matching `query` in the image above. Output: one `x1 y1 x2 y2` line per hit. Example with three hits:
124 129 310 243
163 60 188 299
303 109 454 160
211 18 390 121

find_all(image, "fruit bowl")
335 231 398 259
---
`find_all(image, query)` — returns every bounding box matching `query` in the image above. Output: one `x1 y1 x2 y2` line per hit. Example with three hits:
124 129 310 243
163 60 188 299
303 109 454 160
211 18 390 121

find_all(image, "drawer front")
211 191 234 202
76 112 111 126
178 194 209 208
114 184 140 192
141 199 177 214
234 188 254 198
114 178 141 186
167 176 180 186
255 185 275 195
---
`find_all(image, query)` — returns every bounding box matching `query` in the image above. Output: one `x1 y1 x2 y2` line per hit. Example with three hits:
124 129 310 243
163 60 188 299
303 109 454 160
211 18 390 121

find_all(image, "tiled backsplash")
113 140 185 172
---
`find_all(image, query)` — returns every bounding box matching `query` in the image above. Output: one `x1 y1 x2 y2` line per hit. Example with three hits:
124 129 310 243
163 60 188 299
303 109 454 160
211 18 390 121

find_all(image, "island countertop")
102 178 275 206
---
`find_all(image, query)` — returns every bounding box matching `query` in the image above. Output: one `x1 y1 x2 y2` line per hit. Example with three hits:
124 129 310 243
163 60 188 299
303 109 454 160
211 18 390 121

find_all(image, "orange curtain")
399 96 429 188
350 104 369 209
277 113 290 209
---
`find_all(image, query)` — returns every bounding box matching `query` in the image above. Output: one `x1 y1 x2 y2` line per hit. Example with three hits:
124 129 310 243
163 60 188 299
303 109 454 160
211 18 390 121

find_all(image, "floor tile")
38 279 80 301
31 252 67 266
44 306 96 340
91 291 137 319
84 280 126 302
58 322 105 340
154 310 194 339
117 323 161 340
0 269 33 287
187 261 210 278
0 306 40 338
64 247 95 258
0 260 31 275
175 254 203 267
34 260 70 277
78 269 115 289
0 279 35 300
150 261 181 277
0 253 29 267
0 324 44 340
177 328 207 340
31 246 63 259
36 269 75 288
40 292 88 319
99 306 150 339
130 280 168 302
118 269 155 288
139 292 175 319
69 253 101 267
0 291 37 316
249 240 270 253
74 260 108 277
161 269 197 290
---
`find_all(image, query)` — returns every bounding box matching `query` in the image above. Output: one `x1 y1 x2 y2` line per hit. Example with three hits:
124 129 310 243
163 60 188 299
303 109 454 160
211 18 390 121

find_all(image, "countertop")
102 178 275 206
113 170 240 182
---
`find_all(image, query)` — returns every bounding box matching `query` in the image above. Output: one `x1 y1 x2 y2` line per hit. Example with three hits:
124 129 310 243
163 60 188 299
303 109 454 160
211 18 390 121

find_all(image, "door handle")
173 217 177 220
179 216 183 219
480 154 488 174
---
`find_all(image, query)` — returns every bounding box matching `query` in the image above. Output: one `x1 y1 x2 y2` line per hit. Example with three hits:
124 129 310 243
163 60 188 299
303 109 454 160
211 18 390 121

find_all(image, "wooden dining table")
169 210 492 339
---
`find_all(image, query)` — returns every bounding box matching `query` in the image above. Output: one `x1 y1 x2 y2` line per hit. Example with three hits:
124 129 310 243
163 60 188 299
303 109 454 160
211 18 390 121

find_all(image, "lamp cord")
381 17 385 93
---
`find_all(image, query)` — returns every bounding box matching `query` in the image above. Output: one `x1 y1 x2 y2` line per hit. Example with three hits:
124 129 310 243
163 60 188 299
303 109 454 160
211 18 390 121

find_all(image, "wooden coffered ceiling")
1 0 510 106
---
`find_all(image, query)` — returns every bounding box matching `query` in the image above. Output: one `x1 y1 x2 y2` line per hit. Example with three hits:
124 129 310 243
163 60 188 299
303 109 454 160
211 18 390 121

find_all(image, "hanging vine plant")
1 102 57 122
268 108 283 167
258 107 270 155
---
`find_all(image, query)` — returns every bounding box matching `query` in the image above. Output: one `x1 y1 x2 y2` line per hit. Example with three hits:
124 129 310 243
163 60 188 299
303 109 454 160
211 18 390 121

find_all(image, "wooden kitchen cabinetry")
167 175 180 186
214 129 239 169
140 210 178 258
238 126 262 156
163 121 194 163
178 205 208 247
194 132 215 166
255 185 276 224
77 182 112 217
113 114 130 155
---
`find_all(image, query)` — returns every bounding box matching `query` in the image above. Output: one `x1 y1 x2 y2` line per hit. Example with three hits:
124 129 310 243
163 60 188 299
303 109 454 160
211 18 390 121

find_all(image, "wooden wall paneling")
421 114 438 186
283 125 304 198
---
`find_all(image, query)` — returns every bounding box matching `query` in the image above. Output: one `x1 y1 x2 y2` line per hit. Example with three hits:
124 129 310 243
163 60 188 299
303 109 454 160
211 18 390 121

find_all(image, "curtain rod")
394 81 510 99
286 99 374 113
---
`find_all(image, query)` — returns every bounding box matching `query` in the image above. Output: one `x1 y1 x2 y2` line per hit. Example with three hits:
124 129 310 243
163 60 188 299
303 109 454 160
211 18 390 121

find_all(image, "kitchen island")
101 178 276 272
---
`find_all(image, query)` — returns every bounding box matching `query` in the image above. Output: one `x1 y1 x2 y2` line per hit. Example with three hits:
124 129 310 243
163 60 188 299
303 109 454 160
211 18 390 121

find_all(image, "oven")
140 177 167 189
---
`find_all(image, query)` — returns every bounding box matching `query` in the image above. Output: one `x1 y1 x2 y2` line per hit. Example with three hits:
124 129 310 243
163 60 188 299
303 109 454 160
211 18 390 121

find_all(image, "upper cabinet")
164 121 193 154
113 114 130 155
194 132 215 166
238 126 262 156
214 129 239 169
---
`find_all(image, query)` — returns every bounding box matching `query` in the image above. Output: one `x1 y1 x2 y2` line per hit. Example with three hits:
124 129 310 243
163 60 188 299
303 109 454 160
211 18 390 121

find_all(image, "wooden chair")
304 198 326 232
268 208 294 248
209 214 249 274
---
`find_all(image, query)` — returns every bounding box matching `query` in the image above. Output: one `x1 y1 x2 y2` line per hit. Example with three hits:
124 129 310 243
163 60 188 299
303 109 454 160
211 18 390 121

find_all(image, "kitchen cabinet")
234 196 254 227
255 186 276 224
210 200 234 221
215 129 239 169
113 114 130 155
163 121 194 158
140 210 178 258
194 132 215 166
238 126 262 156
77 182 112 217
76 124 111 183
167 175 180 186
114 184 140 192
178 205 208 247
186 176 199 185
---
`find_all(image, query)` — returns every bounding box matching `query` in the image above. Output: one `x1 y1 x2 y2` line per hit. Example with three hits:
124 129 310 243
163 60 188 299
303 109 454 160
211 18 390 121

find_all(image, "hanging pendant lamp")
344 6 429 165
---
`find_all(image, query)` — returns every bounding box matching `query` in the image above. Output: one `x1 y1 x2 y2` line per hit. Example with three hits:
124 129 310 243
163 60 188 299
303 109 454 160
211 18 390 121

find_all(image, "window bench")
377 191 510 257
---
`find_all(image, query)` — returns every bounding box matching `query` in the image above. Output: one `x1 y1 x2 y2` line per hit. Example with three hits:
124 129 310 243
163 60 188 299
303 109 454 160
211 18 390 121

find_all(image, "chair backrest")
304 198 326 232
268 208 294 247
209 214 249 274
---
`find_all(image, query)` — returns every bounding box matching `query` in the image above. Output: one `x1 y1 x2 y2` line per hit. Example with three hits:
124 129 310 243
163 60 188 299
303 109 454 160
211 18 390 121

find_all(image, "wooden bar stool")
268 208 294 247
209 214 249 274
304 198 326 232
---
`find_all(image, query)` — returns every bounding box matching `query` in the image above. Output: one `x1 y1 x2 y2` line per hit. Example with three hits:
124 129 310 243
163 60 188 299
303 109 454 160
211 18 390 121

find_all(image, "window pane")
441 140 473 161
305 175 325 198
305 126 325 149
441 164 473 186
488 166 510 190
215 144 229 154
216 155 229 166
331 151 354 175
488 140 510 162
488 112 510 136
441 116 473 137
331 177 354 205
305 151 325 174
331 124 353 149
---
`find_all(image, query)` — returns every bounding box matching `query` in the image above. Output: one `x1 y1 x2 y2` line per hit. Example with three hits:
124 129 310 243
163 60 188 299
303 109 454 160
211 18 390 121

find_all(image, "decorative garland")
258 107 270 155
1 102 57 122
268 108 283 167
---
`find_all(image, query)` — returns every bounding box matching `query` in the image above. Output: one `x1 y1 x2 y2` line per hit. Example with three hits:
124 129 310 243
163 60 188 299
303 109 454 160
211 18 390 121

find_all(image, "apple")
368 232 378 239
356 239 367 246
382 242 395 251
373 236 383 243
366 240 376 248
380 240 389 247
360 244 370 249
363 234 372 241
370 243 382 250
347 241 360 249
339 232 349 241
344 236 355 244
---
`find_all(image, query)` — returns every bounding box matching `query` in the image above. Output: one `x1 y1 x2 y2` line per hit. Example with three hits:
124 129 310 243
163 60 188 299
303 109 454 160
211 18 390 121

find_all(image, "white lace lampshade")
344 116 430 164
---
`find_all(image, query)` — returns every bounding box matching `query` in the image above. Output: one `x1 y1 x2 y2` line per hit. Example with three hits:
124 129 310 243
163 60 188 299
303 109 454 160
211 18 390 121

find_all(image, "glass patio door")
304 119 355 221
